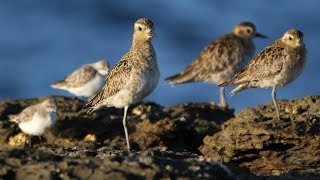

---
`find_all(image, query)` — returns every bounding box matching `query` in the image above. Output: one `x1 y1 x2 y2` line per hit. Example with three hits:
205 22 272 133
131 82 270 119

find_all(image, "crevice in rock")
263 143 295 152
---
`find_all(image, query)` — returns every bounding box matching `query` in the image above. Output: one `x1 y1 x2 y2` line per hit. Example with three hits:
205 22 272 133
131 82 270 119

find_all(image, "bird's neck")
240 37 253 44
130 37 154 57
241 38 255 55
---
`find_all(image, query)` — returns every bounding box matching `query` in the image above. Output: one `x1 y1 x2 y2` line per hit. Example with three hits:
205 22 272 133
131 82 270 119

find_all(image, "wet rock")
0 96 235 179
1 95 319 178
0 96 233 151
132 103 234 151
0 147 235 179
199 95 320 177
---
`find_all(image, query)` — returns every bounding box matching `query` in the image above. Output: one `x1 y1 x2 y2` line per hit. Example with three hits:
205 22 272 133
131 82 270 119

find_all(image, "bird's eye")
289 36 292 40
247 29 251 33
138 27 142 31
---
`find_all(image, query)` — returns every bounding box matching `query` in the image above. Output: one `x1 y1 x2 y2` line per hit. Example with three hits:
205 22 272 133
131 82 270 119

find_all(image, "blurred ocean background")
0 0 319 112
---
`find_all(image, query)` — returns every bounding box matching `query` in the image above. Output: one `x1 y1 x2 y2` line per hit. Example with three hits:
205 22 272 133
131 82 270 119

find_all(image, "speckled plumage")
220 29 307 119
85 18 159 151
8 99 57 136
166 22 266 107
51 60 109 99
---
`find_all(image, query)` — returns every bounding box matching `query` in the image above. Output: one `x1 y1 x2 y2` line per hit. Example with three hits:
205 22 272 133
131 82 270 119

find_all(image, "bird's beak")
255 33 267 38
149 31 158 38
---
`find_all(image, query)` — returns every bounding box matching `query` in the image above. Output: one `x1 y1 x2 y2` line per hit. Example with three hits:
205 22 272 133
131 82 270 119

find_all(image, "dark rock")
0 146 235 179
1 95 319 178
199 95 320 177
132 102 234 151
0 96 234 179
0 96 233 151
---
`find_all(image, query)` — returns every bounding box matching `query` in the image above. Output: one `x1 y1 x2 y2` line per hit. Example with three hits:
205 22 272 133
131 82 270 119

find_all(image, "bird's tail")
165 72 195 85
84 90 104 114
218 80 235 87
229 83 249 96
51 80 67 89
8 115 18 122
86 107 96 115
219 80 249 96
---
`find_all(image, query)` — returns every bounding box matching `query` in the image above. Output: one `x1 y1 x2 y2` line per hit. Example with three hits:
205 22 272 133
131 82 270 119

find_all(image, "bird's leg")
38 136 42 144
272 86 281 120
122 106 130 151
29 134 32 148
220 87 228 108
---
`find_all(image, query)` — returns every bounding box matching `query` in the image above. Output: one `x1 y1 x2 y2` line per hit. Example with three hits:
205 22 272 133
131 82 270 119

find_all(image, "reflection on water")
0 0 319 112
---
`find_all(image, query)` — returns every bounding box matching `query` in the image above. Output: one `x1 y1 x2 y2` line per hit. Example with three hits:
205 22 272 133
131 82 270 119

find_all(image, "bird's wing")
229 40 285 84
9 105 38 123
166 34 242 84
52 65 97 88
86 54 132 107
196 34 243 76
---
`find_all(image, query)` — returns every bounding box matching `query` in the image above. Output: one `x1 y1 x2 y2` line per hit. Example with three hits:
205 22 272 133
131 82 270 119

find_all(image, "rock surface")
199 95 320 177
0 95 319 179
0 96 235 179
0 147 235 179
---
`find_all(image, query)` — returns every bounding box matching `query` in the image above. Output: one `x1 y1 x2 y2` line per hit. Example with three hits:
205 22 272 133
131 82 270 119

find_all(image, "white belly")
254 59 306 88
65 75 104 97
19 112 57 136
105 66 160 108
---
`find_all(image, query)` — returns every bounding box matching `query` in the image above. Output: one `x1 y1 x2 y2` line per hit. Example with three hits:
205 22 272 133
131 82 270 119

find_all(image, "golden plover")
51 60 109 100
85 18 159 151
9 99 57 144
166 22 266 108
220 29 307 120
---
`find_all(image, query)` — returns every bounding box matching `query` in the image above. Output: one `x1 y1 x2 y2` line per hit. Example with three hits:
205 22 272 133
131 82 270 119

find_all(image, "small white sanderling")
51 60 109 100
9 99 58 144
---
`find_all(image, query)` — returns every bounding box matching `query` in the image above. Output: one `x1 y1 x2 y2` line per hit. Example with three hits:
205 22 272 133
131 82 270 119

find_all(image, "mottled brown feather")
166 33 250 84
86 54 132 109
85 17 159 114
220 40 286 86
52 66 97 87
9 105 38 123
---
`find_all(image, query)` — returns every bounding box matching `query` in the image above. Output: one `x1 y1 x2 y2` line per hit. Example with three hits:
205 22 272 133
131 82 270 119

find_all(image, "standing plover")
166 22 266 108
9 99 57 144
51 60 109 100
220 29 307 119
85 18 159 151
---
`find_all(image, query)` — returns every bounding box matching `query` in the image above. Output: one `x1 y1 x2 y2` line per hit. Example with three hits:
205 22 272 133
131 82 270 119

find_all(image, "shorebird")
51 60 109 100
166 22 266 108
220 29 307 120
85 18 159 151
8 99 57 144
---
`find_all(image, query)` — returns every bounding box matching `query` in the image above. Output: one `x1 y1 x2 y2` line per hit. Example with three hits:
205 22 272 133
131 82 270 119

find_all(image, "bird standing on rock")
166 22 266 108
220 29 307 120
51 60 110 101
8 99 58 145
85 18 159 151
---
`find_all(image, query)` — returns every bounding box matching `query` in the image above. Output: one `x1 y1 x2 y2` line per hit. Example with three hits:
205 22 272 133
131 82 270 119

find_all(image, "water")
0 0 319 112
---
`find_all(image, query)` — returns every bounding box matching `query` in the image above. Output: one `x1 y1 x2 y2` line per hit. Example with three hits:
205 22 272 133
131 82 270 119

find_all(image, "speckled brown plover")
166 22 266 108
85 18 159 151
220 29 307 120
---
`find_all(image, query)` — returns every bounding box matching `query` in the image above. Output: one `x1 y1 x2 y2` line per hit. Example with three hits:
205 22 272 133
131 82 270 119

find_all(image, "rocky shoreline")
0 95 319 179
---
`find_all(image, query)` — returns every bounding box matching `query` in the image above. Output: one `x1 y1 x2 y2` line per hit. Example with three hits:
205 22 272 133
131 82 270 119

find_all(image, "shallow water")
0 0 319 112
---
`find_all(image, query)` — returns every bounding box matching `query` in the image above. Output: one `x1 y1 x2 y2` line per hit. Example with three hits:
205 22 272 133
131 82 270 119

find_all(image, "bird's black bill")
149 31 158 38
256 33 267 38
